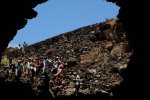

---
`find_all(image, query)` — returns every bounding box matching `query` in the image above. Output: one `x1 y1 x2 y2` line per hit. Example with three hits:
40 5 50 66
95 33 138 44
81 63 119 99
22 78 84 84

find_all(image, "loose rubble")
1 19 132 97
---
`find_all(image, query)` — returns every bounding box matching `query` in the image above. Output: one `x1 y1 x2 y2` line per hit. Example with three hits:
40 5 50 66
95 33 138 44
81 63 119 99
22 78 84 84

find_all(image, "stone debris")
1 19 132 97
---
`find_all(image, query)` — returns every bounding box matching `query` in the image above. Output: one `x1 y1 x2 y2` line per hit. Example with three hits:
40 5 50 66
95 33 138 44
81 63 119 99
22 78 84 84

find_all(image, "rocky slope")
3 19 132 97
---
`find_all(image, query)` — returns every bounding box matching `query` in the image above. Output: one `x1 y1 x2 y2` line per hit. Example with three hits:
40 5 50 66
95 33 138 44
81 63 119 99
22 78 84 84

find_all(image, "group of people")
2 56 81 95
18 41 28 56
3 57 65 84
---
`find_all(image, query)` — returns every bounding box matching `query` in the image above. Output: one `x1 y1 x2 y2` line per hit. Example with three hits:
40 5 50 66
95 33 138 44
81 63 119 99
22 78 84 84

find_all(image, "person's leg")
43 66 45 73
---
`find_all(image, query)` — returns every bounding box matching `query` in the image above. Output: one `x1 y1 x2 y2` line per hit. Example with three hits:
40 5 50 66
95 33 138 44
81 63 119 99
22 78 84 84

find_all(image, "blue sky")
9 0 119 47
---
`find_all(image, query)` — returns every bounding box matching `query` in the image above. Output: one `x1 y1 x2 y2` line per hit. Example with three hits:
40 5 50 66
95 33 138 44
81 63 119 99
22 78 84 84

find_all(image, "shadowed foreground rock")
0 81 36 99
107 0 150 100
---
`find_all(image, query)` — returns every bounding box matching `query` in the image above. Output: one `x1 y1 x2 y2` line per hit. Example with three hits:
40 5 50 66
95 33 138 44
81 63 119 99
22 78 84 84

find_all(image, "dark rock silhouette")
0 0 48 61
107 0 150 100
0 81 36 99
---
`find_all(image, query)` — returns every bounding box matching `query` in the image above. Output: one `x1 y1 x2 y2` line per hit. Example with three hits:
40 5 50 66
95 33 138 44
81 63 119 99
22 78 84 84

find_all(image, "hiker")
58 61 65 69
43 57 49 74
18 44 24 56
74 74 81 94
38 58 44 75
34 58 43 75
3 69 9 81
42 72 50 91
51 61 58 74
21 61 28 78
36 72 50 97
26 58 32 75
23 41 28 48
54 65 63 85
11 63 16 74
23 42 28 54
30 60 36 80
18 44 22 52
8 58 13 69
9 58 16 73
17 60 23 79
18 44 22 49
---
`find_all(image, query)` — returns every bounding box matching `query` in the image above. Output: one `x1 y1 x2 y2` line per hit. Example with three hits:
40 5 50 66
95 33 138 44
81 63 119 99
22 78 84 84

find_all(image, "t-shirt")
18 64 23 71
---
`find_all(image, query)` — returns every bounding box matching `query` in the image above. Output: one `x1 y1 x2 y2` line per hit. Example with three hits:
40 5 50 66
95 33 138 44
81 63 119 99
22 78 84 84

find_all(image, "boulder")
63 88 75 96
80 88 90 94
89 69 97 75
68 82 75 88
67 57 78 66
111 43 125 57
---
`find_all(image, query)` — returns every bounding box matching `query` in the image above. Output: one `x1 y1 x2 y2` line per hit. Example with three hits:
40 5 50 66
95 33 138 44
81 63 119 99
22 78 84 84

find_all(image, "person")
9 58 16 73
54 66 63 85
17 60 23 79
36 72 51 99
42 72 50 91
34 58 43 75
21 61 28 80
43 57 49 74
23 41 28 48
26 58 32 75
51 61 58 74
30 60 36 81
18 44 22 49
18 44 24 56
9 58 13 69
3 69 9 81
23 41 28 54
58 59 65 68
74 74 81 94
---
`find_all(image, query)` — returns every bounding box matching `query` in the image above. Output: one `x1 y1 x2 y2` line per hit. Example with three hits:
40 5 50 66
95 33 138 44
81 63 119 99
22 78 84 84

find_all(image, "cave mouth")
0 0 130 100
1 0 148 99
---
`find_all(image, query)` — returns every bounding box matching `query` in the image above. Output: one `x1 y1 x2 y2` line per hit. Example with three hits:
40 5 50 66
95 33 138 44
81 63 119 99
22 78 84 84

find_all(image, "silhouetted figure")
37 72 53 100
23 41 28 48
